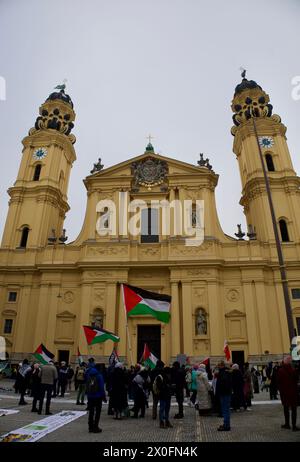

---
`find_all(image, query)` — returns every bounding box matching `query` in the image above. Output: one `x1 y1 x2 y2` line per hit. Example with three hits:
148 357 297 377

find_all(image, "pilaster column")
13 280 32 353
242 281 261 354
253 280 271 353
181 282 193 355
104 283 118 356
207 281 224 356
78 281 93 356
170 281 181 356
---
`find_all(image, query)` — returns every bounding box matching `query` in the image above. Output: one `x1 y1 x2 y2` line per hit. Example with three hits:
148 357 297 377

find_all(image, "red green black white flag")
141 343 158 370
33 344 54 365
122 284 171 323
83 326 120 345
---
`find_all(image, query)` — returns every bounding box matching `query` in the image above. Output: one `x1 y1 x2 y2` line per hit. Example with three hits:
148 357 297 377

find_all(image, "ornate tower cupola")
231 73 300 243
231 77 275 131
1 85 77 249
30 87 76 144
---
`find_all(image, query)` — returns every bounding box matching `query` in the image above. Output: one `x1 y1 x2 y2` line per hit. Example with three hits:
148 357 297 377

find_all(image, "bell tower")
1 86 76 249
231 76 300 243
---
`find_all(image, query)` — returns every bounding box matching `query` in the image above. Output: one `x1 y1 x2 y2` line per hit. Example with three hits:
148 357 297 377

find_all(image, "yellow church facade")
1 77 300 366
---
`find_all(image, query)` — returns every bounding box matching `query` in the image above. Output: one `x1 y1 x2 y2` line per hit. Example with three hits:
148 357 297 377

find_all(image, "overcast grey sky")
0 0 299 242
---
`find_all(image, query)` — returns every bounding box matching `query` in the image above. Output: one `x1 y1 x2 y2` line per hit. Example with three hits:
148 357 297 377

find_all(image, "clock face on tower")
33 147 47 160
258 136 274 149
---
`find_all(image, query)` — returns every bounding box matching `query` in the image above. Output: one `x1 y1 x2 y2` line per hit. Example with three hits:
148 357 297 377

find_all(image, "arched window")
91 308 104 329
20 227 29 248
265 154 275 172
279 219 290 242
33 164 42 181
195 308 207 335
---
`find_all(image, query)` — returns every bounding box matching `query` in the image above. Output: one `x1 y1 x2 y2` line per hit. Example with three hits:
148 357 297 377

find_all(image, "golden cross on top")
147 134 154 144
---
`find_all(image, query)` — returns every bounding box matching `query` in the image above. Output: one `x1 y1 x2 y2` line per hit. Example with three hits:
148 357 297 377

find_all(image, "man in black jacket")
172 361 186 419
216 361 232 431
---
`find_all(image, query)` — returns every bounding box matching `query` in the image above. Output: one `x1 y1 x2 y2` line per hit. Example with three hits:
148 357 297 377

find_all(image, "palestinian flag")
83 326 120 345
141 343 158 370
122 284 171 323
33 344 54 365
223 340 231 361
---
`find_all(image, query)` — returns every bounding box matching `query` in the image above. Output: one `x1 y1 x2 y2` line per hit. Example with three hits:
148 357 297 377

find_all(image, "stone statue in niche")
196 309 207 335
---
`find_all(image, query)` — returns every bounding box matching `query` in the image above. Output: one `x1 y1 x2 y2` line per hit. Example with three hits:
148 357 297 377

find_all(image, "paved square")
0 380 299 442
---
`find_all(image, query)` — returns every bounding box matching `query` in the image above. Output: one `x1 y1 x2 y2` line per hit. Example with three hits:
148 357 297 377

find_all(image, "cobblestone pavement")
0 381 299 442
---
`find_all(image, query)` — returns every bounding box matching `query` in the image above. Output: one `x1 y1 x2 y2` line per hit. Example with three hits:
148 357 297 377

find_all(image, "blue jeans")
220 395 231 429
159 398 171 422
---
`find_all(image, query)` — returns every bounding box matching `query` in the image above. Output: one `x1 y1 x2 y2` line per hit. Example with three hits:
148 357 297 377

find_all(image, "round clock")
258 136 274 149
33 147 47 160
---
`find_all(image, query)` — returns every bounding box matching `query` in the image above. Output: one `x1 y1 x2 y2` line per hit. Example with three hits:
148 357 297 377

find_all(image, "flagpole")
121 283 134 365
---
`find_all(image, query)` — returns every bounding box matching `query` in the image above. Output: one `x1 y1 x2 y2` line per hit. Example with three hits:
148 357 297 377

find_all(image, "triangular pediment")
85 151 212 182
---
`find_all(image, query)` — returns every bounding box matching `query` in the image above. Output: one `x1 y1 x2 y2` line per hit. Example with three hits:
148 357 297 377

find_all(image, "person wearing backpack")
154 365 173 429
75 362 86 405
150 360 164 419
85 363 106 433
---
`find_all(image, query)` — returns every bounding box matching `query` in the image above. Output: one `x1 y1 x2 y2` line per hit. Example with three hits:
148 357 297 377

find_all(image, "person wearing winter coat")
154 365 173 429
216 361 232 431
57 361 68 397
17 359 32 405
243 362 253 409
75 362 86 405
30 363 41 412
195 364 212 414
38 361 58 415
131 370 147 418
277 356 299 431
231 364 246 411
190 365 199 405
85 363 106 433
110 362 128 420
172 361 186 419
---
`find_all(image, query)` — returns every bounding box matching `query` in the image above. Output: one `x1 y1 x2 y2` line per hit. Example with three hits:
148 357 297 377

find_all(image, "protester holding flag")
38 360 58 415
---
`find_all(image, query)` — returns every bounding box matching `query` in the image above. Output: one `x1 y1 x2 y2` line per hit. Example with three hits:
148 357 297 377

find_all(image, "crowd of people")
11 355 300 434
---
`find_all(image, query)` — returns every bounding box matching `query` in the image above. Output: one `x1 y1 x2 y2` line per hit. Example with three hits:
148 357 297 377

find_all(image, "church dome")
45 90 74 108
234 78 262 96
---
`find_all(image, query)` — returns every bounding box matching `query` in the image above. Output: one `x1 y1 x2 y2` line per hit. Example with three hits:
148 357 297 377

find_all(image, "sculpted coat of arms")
131 157 168 189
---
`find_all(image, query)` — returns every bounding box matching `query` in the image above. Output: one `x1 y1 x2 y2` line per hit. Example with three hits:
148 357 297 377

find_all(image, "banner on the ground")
0 409 19 417
0 410 86 442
